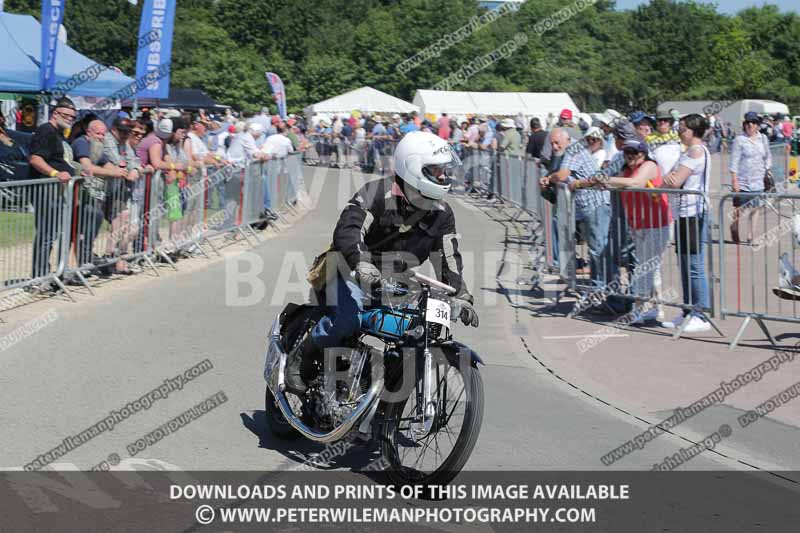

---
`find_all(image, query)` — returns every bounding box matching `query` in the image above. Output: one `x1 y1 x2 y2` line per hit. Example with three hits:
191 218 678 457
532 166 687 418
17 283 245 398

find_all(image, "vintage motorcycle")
263 271 484 486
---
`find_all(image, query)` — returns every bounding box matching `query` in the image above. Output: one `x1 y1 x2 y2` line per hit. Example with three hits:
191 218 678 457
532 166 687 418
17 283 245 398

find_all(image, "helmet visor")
422 146 461 187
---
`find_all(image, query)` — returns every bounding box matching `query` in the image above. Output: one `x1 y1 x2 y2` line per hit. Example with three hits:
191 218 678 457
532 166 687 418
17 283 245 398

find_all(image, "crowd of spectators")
20 98 315 290
8 96 799 322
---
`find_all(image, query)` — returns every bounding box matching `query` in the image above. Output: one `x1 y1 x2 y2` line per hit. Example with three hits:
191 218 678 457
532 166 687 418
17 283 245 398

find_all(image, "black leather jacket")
332 177 471 301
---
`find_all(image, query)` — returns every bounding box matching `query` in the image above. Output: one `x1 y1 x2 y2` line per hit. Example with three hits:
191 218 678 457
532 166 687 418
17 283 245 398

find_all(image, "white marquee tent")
304 86 419 116
413 90 580 125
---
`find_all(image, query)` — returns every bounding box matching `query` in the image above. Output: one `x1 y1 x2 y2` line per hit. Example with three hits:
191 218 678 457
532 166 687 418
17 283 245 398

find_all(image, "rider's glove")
355 261 382 287
456 298 479 327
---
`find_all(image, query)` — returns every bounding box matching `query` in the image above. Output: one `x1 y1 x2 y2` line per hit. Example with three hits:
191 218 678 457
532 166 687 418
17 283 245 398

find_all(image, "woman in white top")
729 112 772 244
662 114 712 334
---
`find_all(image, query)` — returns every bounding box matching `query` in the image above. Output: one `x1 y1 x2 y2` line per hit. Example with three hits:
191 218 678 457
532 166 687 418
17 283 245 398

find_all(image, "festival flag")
135 0 176 99
40 0 66 91
266 72 287 120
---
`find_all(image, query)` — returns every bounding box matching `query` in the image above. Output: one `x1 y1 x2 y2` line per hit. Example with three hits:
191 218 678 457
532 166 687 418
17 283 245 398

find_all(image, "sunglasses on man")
55 109 76 121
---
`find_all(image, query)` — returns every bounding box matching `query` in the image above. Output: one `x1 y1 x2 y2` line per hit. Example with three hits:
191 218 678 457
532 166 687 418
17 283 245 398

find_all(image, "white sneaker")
779 253 800 290
682 315 712 334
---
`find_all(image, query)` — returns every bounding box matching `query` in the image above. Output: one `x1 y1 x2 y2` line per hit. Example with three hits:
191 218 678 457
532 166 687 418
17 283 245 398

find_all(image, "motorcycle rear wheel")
265 307 322 439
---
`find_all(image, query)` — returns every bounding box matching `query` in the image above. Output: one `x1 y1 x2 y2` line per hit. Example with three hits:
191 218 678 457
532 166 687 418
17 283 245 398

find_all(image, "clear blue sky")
614 0 797 14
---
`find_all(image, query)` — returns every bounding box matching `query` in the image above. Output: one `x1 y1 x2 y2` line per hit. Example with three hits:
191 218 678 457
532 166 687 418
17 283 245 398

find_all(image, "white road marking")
542 334 629 340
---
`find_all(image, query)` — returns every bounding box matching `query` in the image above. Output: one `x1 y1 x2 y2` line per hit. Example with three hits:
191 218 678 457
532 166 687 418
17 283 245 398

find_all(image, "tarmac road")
0 166 785 475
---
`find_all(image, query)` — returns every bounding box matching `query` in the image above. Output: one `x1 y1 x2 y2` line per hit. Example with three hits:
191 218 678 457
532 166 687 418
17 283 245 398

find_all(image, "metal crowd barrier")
0 178 72 298
770 143 791 188
718 191 800 349
0 158 306 308
486 153 730 340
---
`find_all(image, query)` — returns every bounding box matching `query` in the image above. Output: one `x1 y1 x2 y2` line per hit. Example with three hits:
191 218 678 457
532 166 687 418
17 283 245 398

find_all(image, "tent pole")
132 98 139 119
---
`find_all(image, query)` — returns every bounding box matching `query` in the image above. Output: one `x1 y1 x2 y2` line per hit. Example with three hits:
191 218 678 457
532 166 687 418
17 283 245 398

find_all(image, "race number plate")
426 299 451 327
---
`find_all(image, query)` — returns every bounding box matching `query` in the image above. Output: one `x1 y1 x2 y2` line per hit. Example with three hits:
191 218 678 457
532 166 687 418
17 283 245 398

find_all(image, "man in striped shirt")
540 128 612 291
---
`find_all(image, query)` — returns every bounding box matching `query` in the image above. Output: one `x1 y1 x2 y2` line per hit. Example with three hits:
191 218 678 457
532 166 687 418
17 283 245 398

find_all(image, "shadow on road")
240 410 384 475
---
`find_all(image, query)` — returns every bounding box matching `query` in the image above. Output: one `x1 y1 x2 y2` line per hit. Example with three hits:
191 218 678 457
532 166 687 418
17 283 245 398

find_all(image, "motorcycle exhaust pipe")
264 317 384 444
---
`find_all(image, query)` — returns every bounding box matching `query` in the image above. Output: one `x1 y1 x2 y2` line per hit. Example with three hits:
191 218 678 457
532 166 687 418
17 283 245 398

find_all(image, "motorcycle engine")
304 343 372 431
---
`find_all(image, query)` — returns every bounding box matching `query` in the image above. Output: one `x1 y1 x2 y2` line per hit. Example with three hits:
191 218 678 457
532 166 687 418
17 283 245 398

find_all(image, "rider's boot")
285 336 316 395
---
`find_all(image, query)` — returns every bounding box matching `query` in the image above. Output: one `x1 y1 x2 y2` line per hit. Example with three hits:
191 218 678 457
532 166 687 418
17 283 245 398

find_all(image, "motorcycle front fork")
410 347 438 438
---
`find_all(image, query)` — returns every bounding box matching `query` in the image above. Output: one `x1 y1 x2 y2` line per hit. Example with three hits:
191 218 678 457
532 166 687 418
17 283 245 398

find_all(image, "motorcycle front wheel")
379 349 484 487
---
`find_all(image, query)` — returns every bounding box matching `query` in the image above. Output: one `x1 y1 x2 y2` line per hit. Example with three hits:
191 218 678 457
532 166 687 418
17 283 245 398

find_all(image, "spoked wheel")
380 350 484 487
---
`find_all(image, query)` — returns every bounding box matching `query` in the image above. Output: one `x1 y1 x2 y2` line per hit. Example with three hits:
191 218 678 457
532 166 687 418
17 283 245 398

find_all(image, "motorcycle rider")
285 131 479 395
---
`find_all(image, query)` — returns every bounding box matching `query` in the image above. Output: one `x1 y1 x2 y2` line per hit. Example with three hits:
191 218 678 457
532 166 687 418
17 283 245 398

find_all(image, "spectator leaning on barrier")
225 122 247 163
479 120 497 198
261 123 293 159
72 119 126 271
129 120 153 254
729 111 771 244
583 127 606 168
603 121 637 179
646 111 682 177
136 118 171 175
498 118 522 156
594 112 617 163
245 123 266 160
187 113 227 211
602 120 639 300
102 118 141 275
526 118 550 166
186 114 225 169
163 118 192 253
599 137 672 324
542 128 612 294
28 97 77 280
662 113 712 333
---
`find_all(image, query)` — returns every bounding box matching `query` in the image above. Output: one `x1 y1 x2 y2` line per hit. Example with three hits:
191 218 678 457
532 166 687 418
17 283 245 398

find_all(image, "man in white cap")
594 112 618 162
498 118 522 156
240 123 265 161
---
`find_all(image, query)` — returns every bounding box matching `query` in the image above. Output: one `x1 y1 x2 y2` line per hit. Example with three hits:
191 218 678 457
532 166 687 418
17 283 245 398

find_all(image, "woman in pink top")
437 114 451 140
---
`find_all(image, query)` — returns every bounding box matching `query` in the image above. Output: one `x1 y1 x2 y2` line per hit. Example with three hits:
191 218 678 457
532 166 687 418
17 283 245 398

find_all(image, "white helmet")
393 131 461 201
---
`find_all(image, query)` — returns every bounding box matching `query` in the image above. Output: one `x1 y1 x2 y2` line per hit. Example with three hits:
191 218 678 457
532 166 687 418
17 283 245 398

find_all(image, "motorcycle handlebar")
410 271 457 295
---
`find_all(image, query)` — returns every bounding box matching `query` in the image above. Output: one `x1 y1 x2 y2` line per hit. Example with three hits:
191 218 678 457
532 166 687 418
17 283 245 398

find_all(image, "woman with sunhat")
600 137 672 324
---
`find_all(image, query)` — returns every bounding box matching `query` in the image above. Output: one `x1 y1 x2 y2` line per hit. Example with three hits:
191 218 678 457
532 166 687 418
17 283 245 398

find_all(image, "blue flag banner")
135 0 176 99
40 0 66 91
266 72 287 120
